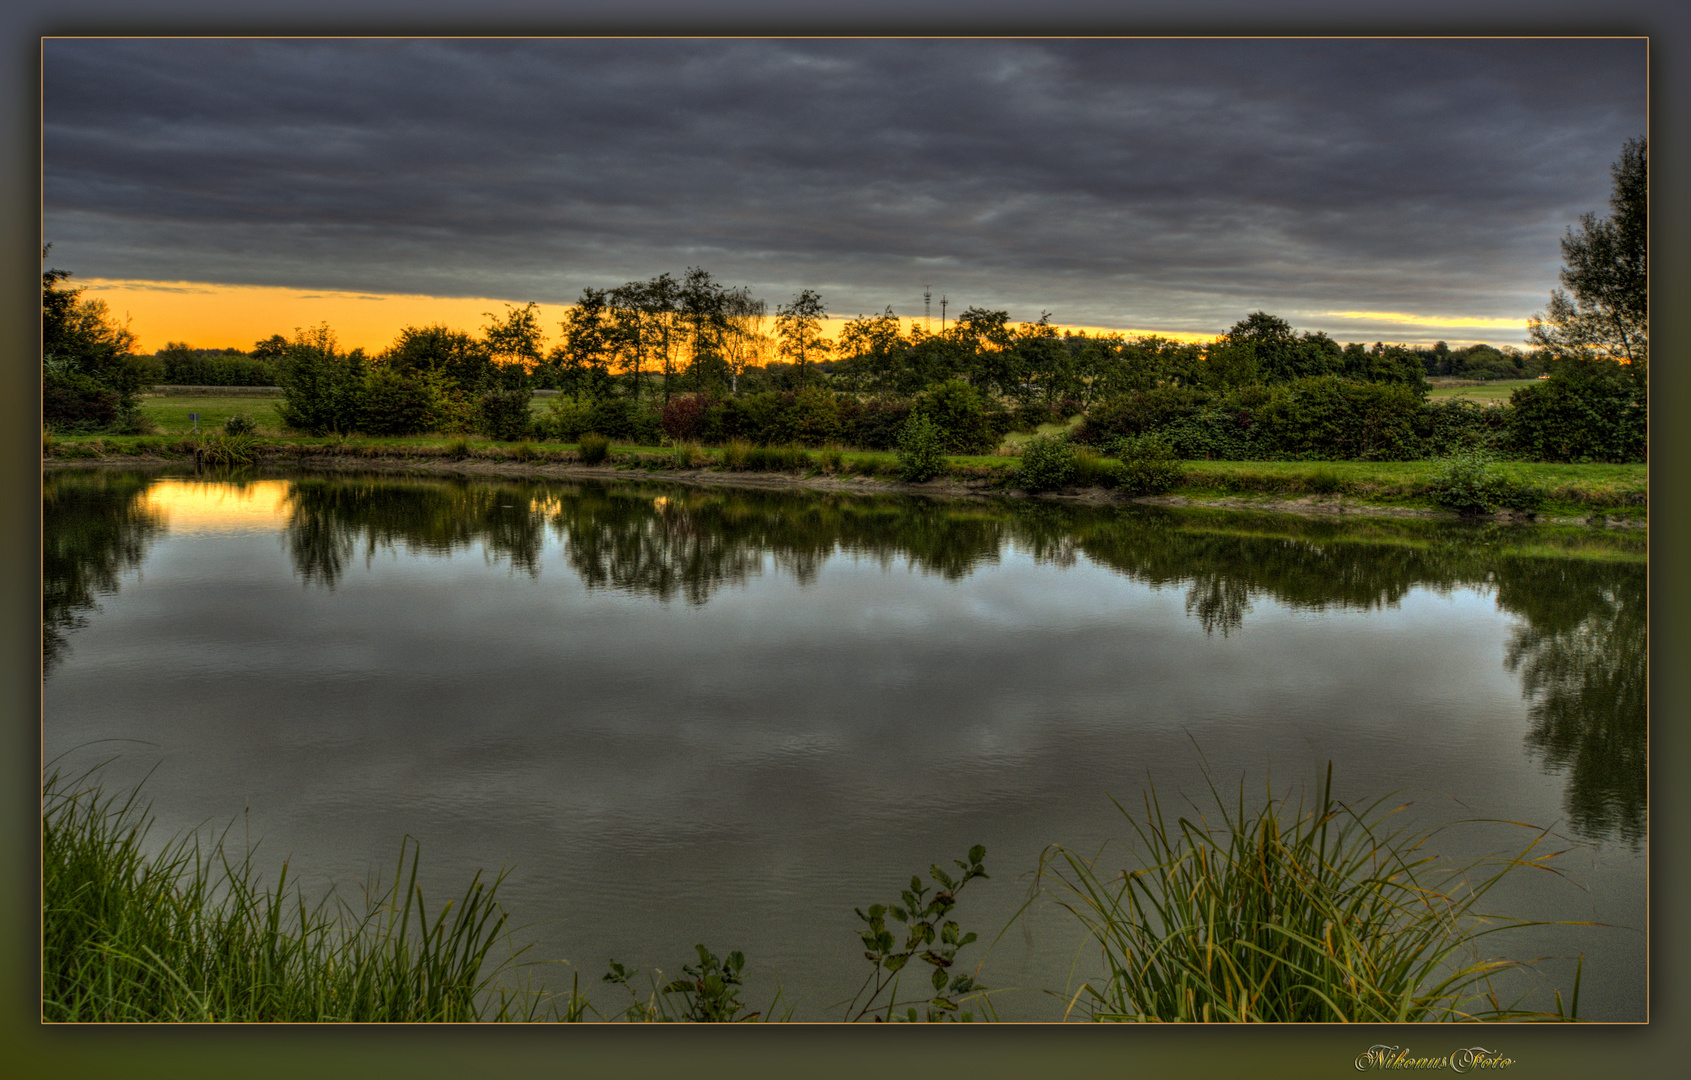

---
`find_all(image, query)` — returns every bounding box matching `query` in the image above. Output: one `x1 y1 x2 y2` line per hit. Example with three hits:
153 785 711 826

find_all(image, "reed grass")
1038 764 1584 1022
43 767 564 1022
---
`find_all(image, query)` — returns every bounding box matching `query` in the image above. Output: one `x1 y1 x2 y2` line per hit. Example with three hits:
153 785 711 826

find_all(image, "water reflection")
41 470 1648 845
1499 562 1648 845
42 471 167 672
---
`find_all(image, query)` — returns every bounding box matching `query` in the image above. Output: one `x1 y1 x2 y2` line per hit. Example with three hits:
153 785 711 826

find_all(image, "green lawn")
1425 378 1541 404
140 393 286 434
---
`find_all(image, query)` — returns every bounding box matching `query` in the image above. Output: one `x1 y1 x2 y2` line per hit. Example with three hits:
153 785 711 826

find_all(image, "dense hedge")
1506 362 1646 463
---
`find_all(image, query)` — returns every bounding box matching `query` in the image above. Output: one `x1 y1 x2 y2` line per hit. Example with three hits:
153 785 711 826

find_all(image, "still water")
43 469 1647 1020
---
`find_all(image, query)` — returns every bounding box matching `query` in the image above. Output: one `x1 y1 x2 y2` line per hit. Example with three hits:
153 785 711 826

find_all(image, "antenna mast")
924 286 932 331
940 295 948 331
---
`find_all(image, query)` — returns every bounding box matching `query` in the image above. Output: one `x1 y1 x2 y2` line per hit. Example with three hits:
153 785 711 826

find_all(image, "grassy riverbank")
43 765 1585 1023
43 428 1648 525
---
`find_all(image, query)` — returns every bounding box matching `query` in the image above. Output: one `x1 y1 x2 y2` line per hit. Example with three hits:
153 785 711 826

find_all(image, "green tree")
1529 137 1647 365
719 287 771 396
554 288 617 402
481 303 544 389
42 247 145 430
838 307 904 393
385 325 493 393
776 289 831 386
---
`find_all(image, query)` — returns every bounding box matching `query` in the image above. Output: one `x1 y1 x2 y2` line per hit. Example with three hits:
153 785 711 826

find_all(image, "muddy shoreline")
42 452 1644 529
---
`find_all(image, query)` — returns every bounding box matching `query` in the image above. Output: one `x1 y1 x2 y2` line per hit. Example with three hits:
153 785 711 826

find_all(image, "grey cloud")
43 38 1645 343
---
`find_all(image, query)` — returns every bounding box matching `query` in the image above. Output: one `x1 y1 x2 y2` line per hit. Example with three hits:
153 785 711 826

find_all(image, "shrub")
222 413 258 436
660 393 712 444
846 846 991 1022
1076 386 1211 446
1111 434 1182 496
1417 398 1509 457
538 398 596 443
43 370 122 433
360 367 442 436
817 445 845 473
1255 376 1422 461
842 397 914 451
896 412 947 482
475 388 534 442
446 439 470 460
1506 360 1646 463
1016 434 1078 492
1427 449 1546 516
789 386 843 447
577 433 612 465
914 378 996 455
586 397 637 440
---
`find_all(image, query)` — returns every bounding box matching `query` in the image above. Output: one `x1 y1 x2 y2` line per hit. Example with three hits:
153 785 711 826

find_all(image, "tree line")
42 139 1644 464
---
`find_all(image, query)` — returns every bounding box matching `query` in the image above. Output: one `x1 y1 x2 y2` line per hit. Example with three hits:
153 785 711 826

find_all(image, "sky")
42 37 1647 355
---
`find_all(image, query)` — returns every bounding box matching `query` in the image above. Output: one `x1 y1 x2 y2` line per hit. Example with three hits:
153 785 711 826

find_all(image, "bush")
1112 434 1182 496
475 388 534 442
578 433 612 465
1428 450 1547 516
1506 361 1646 463
1076 386 1211 446
789 387 843 447
660 393 713 444
1417 398 1509 457
586 397 637 440
1016 434 1077 492
841 397 913 451
538 398 596 443
222 413 258 436
1255 377 1422 460
896 412 947 482
359 367 443 436
43 370 122 433
913 379 997 455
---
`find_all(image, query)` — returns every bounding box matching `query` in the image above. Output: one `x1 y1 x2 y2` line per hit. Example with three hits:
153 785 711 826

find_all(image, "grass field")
139 392 286 434
1425 378 1541 404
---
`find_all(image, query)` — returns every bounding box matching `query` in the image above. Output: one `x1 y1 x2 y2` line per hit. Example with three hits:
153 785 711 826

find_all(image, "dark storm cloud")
43 37 1645 340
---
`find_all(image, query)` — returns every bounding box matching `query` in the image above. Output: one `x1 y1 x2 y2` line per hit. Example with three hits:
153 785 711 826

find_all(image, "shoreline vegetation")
44 764 1588 1023
43 429 1648 529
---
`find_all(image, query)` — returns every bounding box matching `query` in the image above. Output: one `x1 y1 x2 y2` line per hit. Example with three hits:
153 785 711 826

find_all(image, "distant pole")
924 286 932 331
941 295 947 331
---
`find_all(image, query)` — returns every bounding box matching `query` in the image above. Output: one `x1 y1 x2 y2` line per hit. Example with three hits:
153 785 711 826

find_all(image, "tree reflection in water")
42 470 166 673
44 470 1647 844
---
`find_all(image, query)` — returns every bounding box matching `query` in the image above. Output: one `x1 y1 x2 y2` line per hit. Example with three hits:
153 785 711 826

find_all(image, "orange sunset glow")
78 277 1223 356
77 279 580 356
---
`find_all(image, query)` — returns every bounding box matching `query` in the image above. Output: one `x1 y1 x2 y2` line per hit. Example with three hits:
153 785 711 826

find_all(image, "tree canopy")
1529 137 1647 365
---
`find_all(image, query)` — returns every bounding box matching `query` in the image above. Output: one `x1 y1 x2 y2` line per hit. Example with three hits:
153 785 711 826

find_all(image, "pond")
42 468 1647 1021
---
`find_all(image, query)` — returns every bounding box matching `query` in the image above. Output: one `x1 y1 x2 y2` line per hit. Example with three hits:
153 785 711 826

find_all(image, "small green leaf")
932 967 948 991
969 844 986 864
